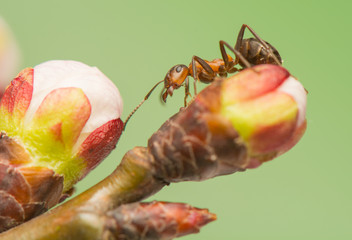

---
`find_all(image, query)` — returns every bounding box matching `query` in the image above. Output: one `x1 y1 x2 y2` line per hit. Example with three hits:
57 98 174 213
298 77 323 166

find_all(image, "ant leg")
193 79 197 96
191 56 215 80
219 41 240 72
220 40 252 69
184 77 193 107
221 40 260 74
236 24 281 65
221 24 256 70
191 55 216 82
190 55 215 95
234 24 247 53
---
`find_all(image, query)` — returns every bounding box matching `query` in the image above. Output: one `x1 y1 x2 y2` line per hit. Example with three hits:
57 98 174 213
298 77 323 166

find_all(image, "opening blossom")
0 60 123 231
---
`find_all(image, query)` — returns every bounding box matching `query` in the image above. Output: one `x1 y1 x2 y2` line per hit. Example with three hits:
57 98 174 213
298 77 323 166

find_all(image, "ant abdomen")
239 38 282 67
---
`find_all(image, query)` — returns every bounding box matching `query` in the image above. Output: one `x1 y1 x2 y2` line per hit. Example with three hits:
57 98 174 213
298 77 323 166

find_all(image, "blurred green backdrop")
1 0 351 239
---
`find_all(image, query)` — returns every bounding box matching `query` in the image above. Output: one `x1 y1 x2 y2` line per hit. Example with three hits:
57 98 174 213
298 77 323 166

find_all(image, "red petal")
278 120 307 156
223 64 290 103
0 68 33 120
78 118 123 177
249 114 297 155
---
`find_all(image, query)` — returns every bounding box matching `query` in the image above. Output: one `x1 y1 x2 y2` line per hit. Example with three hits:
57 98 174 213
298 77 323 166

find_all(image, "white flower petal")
278 76 307 127
25 60 123 150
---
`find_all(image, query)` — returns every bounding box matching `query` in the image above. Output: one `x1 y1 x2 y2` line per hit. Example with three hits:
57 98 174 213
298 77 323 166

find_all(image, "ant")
124 24 282 129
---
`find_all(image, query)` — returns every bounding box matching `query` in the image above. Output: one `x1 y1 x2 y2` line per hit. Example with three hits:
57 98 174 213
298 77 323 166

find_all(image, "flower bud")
0 60 123 231
0 17 20 97
148 64 306 182
220 64 306 168
105 201 216 240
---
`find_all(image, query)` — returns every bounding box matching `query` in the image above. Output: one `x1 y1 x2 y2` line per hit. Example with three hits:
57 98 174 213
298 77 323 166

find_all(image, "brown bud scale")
148 80 248 183
104 201 216 240
0 133 69 232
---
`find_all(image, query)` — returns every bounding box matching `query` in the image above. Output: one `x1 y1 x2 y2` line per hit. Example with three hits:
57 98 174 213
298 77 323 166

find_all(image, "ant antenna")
123 80 164 130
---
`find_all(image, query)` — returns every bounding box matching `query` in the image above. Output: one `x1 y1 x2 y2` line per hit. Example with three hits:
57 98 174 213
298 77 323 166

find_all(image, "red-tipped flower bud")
105 201 216 240
148 64 306 182
220 64 306 168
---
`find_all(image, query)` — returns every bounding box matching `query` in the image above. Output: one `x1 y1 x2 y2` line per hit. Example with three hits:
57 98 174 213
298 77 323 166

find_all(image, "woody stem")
0 147 165 240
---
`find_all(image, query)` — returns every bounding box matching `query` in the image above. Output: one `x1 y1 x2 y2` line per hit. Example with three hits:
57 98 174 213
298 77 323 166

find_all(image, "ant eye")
175 65 182 73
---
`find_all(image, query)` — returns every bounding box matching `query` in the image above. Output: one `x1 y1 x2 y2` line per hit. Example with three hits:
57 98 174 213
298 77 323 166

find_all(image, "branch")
0 64 307 239
0 147 165 239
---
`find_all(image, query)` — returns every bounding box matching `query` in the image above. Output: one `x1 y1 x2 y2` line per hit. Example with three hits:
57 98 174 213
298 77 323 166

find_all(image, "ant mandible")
124 24 283 129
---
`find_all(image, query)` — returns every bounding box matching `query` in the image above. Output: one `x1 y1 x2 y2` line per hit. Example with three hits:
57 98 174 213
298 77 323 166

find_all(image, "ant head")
162 64 189 102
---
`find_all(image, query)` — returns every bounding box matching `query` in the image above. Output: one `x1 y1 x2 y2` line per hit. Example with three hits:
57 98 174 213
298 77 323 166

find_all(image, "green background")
1 0 351 239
